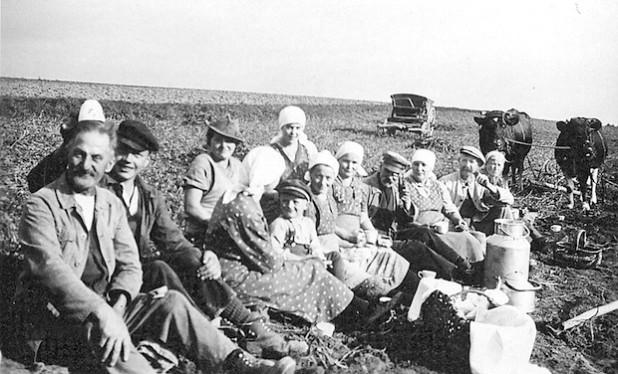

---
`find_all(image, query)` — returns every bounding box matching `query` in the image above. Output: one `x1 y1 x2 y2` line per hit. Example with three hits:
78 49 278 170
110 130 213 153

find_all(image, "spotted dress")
407 178 485 262
205 192 353 323
307 189 410 298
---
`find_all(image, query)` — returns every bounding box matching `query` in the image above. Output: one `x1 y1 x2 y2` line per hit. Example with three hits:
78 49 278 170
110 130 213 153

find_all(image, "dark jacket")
103 175 201 262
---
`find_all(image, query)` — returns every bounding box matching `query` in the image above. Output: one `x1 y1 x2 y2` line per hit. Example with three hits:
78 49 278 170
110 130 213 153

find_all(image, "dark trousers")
15 290 237 374
141 247 234 318
390 240 457 280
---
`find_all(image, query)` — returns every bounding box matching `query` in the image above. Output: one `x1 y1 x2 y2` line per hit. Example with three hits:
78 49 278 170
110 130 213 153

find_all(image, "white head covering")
485 150 506 164
334 141 367 177
271 105 313 148
309 149 339 176
278 105 306 129
78 99 105 122
410 149 436 171
241 146 286 189
222 146 285 204
335 141 363 162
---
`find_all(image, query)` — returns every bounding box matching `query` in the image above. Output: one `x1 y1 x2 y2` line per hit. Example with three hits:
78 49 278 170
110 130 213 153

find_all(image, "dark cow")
474 109 533 189
555 117 607 210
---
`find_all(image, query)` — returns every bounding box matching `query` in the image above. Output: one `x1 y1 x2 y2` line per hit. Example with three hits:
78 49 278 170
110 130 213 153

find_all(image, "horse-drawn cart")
378 93 436 138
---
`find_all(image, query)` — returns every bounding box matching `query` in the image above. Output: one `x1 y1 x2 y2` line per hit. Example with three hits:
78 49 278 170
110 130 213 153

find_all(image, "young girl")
269 179 346 281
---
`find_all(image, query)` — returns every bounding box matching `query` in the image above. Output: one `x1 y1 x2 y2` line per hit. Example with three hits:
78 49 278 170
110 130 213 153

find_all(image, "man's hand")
475 174 498 194
89 305 132 367
197 250 221 280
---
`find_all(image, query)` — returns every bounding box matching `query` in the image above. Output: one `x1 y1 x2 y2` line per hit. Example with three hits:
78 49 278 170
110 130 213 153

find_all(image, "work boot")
241 319 309 359
223 349 296 374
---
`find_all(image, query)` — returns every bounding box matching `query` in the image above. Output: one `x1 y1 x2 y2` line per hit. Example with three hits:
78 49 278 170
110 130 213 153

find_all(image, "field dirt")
1 78 617 374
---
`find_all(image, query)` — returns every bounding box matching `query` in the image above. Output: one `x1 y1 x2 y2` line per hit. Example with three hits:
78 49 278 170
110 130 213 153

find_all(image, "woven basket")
553 230 602 269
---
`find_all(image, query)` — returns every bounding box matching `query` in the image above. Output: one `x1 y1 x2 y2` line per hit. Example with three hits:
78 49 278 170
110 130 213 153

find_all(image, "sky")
2 0 617 123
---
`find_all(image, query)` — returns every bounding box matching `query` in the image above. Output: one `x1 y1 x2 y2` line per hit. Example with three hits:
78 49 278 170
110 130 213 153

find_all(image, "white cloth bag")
470 305 551 374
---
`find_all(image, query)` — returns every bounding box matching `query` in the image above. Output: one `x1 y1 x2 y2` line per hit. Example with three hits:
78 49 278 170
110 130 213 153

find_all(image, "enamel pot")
502 278 542 313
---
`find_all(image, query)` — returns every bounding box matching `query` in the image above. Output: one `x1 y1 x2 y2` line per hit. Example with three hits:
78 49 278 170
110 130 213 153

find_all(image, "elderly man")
13 120 295 374
27 99 106 193
103 119 307 359
439 146 514 236
363 151 414 236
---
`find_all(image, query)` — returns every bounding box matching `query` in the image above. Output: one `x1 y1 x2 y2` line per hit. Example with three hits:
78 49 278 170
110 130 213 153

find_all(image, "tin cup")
314 321 335 337
418 270 437 279
364 229 378 245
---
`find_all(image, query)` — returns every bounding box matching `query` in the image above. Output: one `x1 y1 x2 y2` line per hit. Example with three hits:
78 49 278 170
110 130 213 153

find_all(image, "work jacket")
102 175 201 262
16 174 142 323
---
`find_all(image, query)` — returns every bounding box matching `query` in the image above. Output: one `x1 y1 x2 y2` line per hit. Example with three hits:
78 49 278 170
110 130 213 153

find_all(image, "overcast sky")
2 0 617 123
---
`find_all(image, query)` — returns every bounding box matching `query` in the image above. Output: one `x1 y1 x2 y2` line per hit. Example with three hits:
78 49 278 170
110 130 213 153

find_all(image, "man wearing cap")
439 146 514 235
27 99 106 193
105 119 307 360
363 151 414 236
183 115 244 245
13 119 296 374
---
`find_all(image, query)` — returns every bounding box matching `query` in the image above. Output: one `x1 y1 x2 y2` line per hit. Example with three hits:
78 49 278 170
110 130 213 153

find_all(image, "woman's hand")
354 230 367 247
197 250 221 280
455 219 469 231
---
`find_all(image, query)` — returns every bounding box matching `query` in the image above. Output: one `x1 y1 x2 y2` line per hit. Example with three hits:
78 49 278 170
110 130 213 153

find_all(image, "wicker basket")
553 230 602 269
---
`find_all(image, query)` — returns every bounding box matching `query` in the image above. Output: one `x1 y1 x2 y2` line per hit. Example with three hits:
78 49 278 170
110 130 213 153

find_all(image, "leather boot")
223 349 296 374
241 319 309 359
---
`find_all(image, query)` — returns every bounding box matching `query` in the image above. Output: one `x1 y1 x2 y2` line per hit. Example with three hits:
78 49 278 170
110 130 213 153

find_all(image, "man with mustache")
103 119 308 360
27 99 106 193
13 120 296 374
439 146 513 235
363 151 415 236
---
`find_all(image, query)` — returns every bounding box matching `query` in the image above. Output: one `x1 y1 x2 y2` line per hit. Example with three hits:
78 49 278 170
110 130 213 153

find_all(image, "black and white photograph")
1 1 617 373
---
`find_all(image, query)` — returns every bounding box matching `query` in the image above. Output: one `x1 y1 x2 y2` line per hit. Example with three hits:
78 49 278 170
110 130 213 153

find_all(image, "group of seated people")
9 100 544 374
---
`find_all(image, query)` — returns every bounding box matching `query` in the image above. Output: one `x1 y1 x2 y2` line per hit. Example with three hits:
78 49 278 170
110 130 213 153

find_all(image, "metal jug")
484 219 531 288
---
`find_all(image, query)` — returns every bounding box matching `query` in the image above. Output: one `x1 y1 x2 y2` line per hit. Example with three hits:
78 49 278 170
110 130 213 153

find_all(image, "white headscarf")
334 141 368 177
335 141 363 162
309 150 339 176
78 99 105 122
410 149 436 171
270 106 315 153
485 150 506 164
223 146 286 203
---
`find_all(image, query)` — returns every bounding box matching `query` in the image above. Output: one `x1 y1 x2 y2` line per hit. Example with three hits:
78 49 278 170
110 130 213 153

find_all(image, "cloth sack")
470 305 551 374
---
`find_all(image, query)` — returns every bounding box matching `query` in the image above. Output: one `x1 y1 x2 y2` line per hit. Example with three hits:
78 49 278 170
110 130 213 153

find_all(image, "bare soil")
1 78 617 374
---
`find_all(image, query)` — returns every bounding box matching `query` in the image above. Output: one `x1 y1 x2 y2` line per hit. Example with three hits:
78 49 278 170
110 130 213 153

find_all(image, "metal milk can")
483 219 531 288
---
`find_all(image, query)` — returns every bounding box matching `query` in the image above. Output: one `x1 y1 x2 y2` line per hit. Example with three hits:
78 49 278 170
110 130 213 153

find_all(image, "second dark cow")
555 117 608 210
474 109 533 190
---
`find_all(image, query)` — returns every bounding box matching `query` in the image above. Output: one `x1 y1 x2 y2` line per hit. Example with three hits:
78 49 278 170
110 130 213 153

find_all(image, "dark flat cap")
277 179 312 201
459 146 485 166
208 114 244 143
118 120 159 152
382 151 410 173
